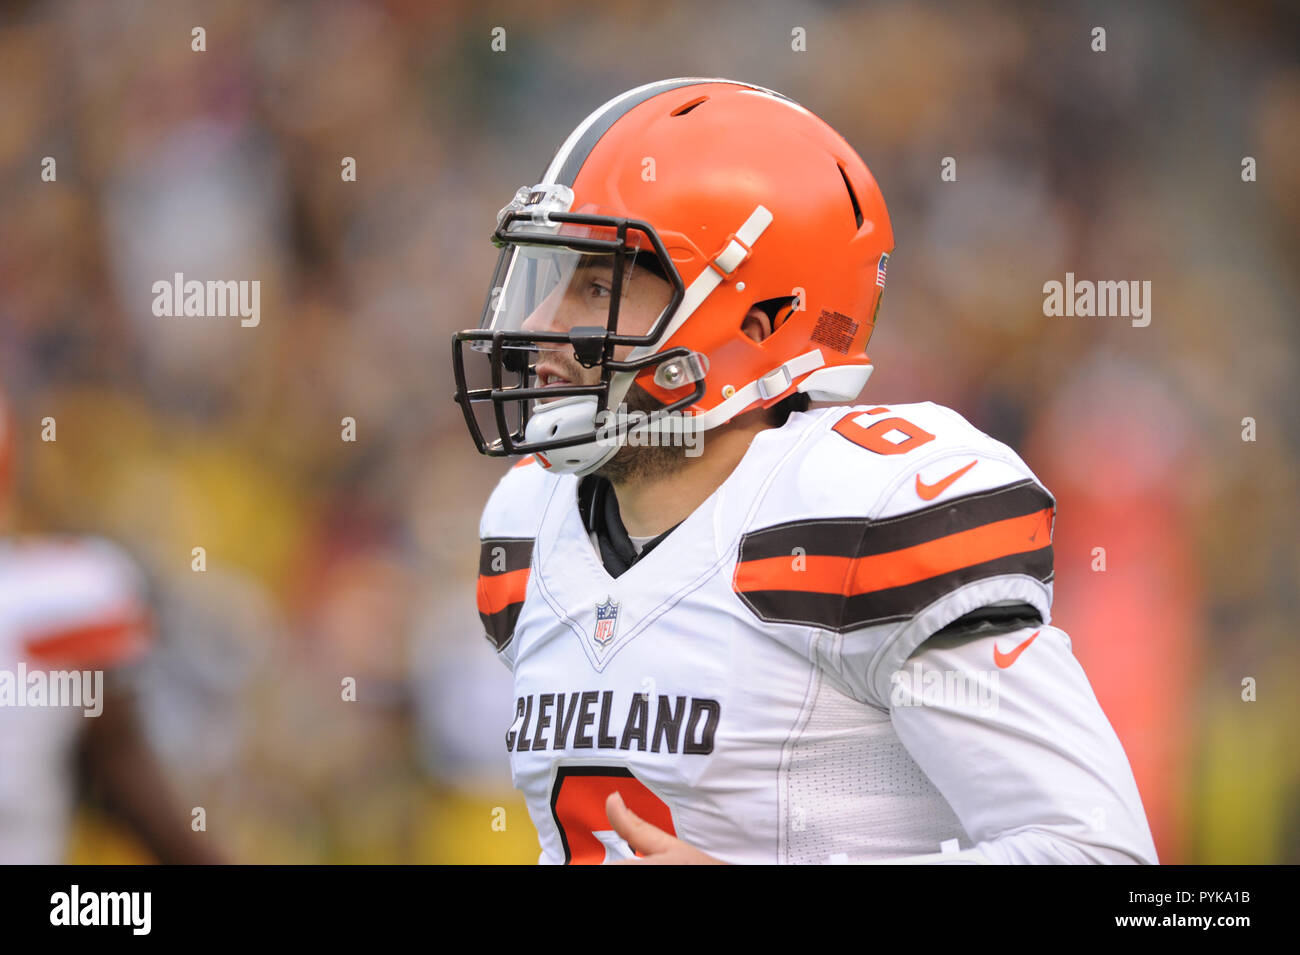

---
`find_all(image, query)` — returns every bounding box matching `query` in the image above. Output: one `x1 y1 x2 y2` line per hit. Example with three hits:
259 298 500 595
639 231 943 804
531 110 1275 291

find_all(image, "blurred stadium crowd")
0 0 1296 863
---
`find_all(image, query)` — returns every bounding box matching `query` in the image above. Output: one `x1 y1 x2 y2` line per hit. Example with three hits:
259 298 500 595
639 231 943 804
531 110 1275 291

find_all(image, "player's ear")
740 306 772 344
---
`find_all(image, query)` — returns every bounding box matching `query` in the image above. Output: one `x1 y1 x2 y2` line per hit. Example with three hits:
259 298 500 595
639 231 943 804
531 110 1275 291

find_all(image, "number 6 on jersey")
550 766 675 864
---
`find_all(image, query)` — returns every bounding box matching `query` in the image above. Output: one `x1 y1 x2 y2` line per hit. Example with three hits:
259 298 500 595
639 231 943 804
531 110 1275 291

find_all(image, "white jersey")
476 403 1156 864
0 536 152 863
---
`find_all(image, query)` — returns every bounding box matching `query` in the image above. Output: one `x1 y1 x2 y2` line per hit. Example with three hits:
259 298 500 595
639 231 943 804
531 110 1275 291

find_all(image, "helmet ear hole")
748 297 796 335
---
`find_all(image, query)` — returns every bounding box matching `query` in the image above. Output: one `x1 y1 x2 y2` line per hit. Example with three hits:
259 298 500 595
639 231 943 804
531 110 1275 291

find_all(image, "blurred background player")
0 393 226 864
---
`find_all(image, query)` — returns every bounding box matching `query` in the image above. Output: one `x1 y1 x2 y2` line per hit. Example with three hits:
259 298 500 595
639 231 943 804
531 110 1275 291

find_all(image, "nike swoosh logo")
993 630 1040 669
915 460 978 501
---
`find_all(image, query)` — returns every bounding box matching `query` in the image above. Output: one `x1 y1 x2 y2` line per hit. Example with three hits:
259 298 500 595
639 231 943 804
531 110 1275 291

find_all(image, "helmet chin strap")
522 353 654 476
523 396 620 475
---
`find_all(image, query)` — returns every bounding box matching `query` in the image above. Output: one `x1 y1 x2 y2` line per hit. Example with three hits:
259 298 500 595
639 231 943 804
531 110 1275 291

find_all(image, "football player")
451 78 1157 864
0 392 225 864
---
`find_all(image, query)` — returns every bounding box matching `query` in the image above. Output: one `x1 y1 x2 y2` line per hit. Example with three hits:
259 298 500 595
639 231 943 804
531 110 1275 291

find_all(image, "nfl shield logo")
593 597 620 648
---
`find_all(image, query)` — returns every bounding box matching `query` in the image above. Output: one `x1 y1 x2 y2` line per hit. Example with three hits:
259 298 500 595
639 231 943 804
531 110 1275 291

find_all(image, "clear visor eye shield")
451 184 708 457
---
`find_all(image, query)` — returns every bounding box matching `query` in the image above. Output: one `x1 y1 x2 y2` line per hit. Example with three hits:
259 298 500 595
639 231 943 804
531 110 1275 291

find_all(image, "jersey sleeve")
733 402 1056 710
839 452 1054 708
475 456 550 670
889 623 1159 864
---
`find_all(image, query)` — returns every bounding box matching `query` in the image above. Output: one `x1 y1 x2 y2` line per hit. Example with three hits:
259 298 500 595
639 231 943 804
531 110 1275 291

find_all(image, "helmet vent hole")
671 96 708 117
837 162 864 230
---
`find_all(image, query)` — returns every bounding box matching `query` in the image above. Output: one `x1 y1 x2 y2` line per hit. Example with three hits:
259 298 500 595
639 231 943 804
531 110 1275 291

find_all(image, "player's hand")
604 791 728 864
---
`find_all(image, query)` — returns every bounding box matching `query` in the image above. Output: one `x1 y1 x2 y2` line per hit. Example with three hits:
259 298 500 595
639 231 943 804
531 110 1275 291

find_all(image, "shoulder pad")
478 454 559 540
764 402 1051 521
476 456 561 657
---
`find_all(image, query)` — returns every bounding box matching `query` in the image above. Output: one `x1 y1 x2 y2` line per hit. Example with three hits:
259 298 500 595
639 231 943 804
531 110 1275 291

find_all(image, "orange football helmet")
452 77 893 474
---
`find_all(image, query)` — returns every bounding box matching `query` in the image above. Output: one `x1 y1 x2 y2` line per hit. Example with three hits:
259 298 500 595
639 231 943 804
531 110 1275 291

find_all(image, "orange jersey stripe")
848 507 1051 594
733 553 855 595
23 612 152 669
477 567 530 616
734 507 1052 596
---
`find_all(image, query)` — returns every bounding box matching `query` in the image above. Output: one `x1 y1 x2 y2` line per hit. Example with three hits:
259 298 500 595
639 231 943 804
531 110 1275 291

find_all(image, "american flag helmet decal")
876 252 890 289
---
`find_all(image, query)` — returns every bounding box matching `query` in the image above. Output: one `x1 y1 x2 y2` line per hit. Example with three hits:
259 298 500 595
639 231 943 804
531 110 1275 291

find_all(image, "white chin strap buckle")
523 396 617 475
757 366 792 400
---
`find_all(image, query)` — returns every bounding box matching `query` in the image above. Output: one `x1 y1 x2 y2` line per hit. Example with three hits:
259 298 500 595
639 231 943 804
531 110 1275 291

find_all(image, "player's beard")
594 382 691 486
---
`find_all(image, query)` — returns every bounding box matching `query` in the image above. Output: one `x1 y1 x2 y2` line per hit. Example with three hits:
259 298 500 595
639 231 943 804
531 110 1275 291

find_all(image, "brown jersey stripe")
735 588 841 629
736 547 1054 632
736 480 1052 562
738 521 866 563
480 602 524 651
477 537 534 652
479 537 534 576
